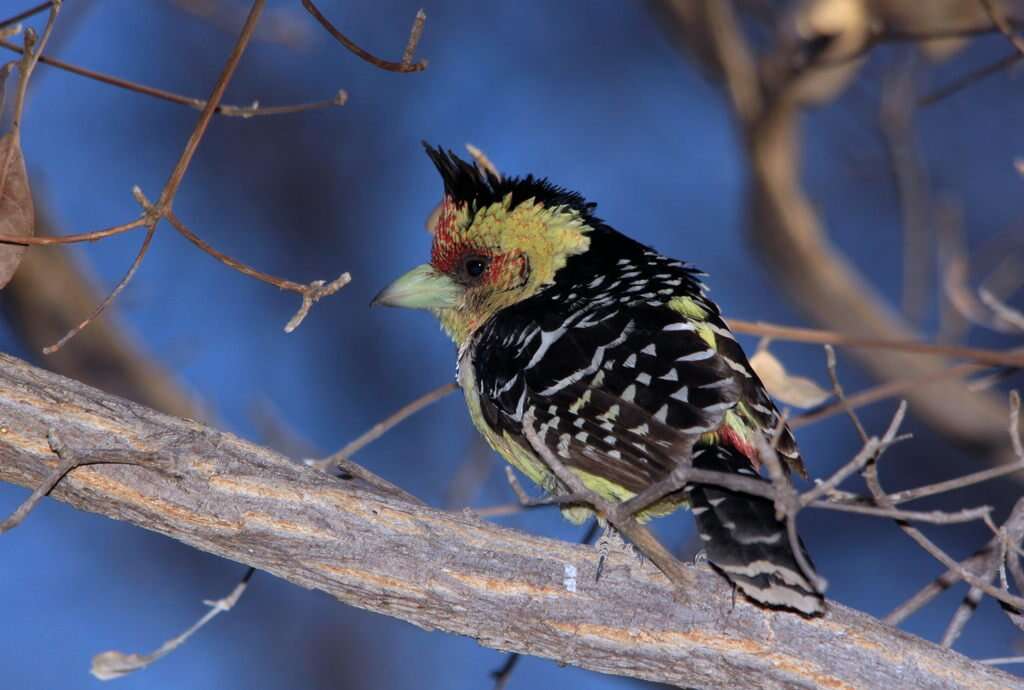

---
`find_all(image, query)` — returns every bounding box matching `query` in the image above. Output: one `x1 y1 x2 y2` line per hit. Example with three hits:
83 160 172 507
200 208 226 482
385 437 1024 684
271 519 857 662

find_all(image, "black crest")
422 142 597 218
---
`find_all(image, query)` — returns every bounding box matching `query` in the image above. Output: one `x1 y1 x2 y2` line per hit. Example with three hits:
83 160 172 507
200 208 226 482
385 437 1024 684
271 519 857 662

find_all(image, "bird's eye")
464 257 487 278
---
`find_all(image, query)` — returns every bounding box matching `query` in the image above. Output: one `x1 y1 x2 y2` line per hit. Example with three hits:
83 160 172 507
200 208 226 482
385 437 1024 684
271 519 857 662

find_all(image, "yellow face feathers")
431 193 592 344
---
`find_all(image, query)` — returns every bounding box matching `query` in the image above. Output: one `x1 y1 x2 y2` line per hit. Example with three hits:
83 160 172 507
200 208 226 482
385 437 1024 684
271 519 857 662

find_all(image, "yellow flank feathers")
460 340 687 524
667 295 708 320
667 295 715 347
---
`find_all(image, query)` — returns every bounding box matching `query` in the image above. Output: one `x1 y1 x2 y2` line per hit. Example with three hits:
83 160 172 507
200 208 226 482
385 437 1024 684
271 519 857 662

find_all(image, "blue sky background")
1 1 1023 688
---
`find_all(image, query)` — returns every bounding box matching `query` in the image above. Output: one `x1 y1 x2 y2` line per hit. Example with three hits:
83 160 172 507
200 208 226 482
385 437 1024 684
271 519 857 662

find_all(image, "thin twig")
154 1 265 212
791 360 991 429
330 457 421 506
919 50 1023 107
728 318 1024 368
490 652 520 690
9 0 60 135
0 217 146 246
476 485 986 527
885 550 991 626
41 0 268 354
154 196 350 332
814 501 990 525
0 431 146 532
980 0 1024 55
0 1 52 31
314 382 458 472
887 461 1024 505
1011 390 1023 459
282 273 351 333
493 466 591 511
503 465 532 504
941 565 997 648
863 449 1024 612
941 497 1024 647
42 223 156 355
91 567 256 680
401 9 426 67
301 0 427 73
801 437 883 506
884 400 1024 627
0 430 77 533
981 656 1024 665
823 345 869 443
0 38 347 117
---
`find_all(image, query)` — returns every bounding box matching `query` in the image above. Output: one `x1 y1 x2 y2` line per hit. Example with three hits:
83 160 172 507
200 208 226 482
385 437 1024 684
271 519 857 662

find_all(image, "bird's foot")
594 524 645 582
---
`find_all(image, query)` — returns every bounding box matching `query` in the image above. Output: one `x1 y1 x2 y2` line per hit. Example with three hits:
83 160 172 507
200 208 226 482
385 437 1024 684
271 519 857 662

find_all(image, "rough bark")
0 353 1018 689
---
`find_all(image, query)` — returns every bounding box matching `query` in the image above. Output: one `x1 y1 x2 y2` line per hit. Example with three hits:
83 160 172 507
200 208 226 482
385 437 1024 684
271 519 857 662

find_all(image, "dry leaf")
0 132 34 289
90 650 152 681
749 349 831 409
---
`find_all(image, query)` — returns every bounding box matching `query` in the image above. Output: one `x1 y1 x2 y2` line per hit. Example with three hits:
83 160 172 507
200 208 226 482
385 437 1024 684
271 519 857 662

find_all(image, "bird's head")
373 144 596 345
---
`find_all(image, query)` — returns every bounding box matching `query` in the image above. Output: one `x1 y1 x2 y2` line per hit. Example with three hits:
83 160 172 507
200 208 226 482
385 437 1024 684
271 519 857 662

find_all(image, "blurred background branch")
653 0 1022 465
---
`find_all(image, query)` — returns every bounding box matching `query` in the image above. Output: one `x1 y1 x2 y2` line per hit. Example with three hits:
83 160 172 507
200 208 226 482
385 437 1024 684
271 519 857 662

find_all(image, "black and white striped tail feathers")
688 445 825 615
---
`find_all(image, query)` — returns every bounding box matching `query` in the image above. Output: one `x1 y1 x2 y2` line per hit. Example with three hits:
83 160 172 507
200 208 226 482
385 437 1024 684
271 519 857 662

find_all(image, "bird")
373 144 824 615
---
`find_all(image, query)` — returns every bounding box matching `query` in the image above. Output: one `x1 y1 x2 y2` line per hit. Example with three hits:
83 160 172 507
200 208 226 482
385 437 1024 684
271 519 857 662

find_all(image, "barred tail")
687 445 825 615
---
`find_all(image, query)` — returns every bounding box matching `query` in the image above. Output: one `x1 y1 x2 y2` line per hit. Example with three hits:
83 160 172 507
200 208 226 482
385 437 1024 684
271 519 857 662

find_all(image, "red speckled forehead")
431 195 466 273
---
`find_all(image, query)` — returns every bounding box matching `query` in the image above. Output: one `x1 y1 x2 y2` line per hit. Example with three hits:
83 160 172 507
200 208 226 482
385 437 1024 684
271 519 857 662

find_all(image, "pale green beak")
371 263 463 310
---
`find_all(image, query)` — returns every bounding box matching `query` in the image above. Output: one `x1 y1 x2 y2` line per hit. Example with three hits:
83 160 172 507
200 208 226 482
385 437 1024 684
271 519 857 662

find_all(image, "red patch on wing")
718 425 761 471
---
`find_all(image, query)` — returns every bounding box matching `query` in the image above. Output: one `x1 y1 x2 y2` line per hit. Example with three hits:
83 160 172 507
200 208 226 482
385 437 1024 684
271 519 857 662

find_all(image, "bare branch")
0 1 53 31
41 223 156 355
8 0 59 134
314 382 458 473
301 0 427 73
1 352 1020 688
91 568 255 680
791 360 992 430
886 460 1024 505
29 0 341 352
885 549 992 626
728 319 1024 369
862 448 1024 613
0 38 347 117
0 217 146 246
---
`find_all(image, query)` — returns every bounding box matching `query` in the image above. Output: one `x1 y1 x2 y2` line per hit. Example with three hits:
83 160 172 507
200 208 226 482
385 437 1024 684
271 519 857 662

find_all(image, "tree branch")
0 352 1019 689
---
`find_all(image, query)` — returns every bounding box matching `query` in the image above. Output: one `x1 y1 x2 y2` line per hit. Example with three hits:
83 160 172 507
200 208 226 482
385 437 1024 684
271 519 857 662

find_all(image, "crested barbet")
373 144 824 615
